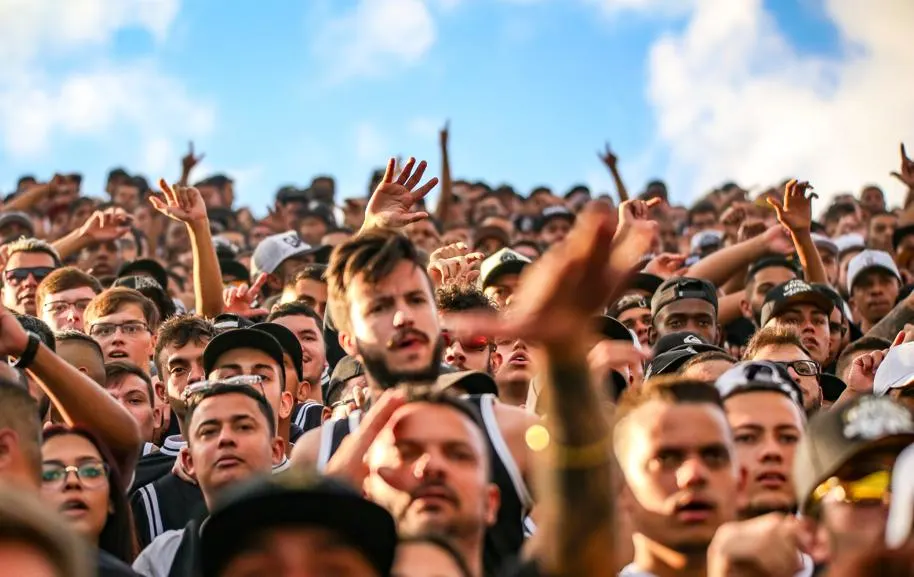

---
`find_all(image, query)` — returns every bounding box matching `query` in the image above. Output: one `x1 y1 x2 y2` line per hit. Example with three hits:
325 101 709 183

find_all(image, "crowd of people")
2 129 914 577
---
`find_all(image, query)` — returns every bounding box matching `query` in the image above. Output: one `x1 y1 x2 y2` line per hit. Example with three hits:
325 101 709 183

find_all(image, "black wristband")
12 332 40 370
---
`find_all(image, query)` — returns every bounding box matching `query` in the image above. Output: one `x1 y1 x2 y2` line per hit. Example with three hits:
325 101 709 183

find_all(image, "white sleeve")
131 529 184 577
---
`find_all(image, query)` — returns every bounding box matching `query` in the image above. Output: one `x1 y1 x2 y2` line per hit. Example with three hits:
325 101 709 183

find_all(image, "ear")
484 482 501 527
738 298 753 321
279 391 294 420
321 406 332 423
271 436 286 465
339 331 358 357
0 429 18 471
490 350 503 374
154 380 167 404
647 326 657 347
181 446 195 479
296 380 312 404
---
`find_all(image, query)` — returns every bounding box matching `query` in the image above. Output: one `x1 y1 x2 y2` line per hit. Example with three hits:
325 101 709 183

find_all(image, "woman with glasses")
41 425 139 576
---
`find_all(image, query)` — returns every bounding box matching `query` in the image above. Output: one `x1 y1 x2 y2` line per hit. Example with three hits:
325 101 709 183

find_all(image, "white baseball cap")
873 342 914 396
251 231 318 277
811 233 838 255
690 229 724 254
846 249 901 293
834 233 866 255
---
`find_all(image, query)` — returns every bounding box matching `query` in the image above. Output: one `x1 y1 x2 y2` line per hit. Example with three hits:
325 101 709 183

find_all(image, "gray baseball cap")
251 230 318 277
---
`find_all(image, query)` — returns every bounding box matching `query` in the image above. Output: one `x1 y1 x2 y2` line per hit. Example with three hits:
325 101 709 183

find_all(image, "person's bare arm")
359 157 439 234
177 142 203 187
434 122 453 225
686 225 794 288
767 180 827 284
718 291 746 326
890 143 914 210
599 143 629 203
866 294 914 341
0 308 141 478
51 209 133 261
150 180 222 317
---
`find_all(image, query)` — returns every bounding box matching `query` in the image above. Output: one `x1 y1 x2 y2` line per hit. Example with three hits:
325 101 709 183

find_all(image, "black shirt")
131 472 205 549
97 549 140 577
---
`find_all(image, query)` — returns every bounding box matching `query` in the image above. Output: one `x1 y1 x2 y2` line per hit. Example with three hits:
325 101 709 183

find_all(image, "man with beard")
715 361 805 518
847 250 902 333
614 378 742 577
1 238 60 316
365 393 499 577
291 227 537 574
437 284 502 375
759 279 833 368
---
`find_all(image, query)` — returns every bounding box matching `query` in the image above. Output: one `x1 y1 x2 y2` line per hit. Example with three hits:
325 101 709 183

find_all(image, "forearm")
434 143 452 225
51 228 89 260
865 298 914 341
188 218 223 317
686 236 766 287
610 166 629 203
718 291 746 326
792 230 827 284
29 345 141 477
533 345 614 577
4 187 47 212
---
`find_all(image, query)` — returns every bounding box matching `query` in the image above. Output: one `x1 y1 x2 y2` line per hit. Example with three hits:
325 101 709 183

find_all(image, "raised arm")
0 306 141 478
177 141 204 187
767 179 827 284
359 156 438 234
686 225 794 288
52 208 133 261
434 122 454 225
599 143 629 203
150 180 223 317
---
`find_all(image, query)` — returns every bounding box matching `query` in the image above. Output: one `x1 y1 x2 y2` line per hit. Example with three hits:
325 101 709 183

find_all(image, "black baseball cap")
608 294 651 319
629 272 664 298
219 259 251 284
327 356 365 401
479 248 531 289
276 186 309 205
202 328 285 379
252 323 303 383
436 370 499 397
595 316 635 343
650 277 718 317
212 313 255 332
535 205 575 232
112 275 176 320
759 279 834 328
118 259 169 292
715 361 803 408
295 200 336 228
645 332 724 379
200 470 396 577
794 396 914 513
812 283 847 320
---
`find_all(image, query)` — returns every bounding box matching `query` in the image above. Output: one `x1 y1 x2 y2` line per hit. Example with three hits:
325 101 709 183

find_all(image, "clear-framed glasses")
43 299 92 316
41 462 109 490
88 321 149 339
773 359 821 377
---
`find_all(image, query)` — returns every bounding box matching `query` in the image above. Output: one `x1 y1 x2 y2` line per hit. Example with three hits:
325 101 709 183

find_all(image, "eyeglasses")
88 321 149 339
773 360 820 377
41 462 109 490
183 375 266 403
4 267 55 286
43 299 92 316
811 470 891 511
441 329 490 352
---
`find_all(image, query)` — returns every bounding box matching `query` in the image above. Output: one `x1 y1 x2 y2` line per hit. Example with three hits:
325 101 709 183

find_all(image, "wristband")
12 332 40 370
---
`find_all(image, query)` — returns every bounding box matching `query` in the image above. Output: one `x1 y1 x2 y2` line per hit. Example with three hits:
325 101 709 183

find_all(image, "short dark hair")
436 284 497 313
285 264 327 289
154 315 216 379
184 383 276 441
55 329 104 355
105 362 154 407
680 350 738 372
327 229 428 333
743 326 811 361
266 301 323 329
687 201 717 225
15 314 55 352
85 288 160 331
836 336 892 382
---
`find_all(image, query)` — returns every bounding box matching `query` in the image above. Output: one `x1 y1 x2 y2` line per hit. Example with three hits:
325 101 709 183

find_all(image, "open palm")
768 179 815 232
363 157 438 231
150 178 208 223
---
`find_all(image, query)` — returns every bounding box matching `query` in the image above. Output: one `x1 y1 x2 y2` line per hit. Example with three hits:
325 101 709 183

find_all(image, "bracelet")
12 332 40 370
526 424 614 469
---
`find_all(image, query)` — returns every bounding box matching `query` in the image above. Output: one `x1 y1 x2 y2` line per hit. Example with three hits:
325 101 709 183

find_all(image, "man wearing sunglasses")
437 284 502 376
1 237 60 316
794 395 914 571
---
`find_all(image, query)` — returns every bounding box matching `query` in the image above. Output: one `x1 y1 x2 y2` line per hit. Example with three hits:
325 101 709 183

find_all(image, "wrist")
186 217 210 233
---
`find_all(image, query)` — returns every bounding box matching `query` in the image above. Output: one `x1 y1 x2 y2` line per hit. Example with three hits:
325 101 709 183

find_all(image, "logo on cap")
501 252 519 263
842 397 914 440
282 233 302 248
780 279 812 298
683 335 702 345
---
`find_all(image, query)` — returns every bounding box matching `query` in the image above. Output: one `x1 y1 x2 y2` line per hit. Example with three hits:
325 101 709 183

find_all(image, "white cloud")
644 0 914 209
313 0 436 83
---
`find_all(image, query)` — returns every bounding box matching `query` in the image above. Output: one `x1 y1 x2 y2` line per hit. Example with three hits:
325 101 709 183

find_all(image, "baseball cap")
873 342 914 396
645 332 724 379
252 231 319 277
295 200 336 228
514 215 537 235
629 272 664 298
327 356 364 401
650 277 718 318
200 470 396 577
219 259 251 284
117 259 169 291
473 225 511 250
811 233 838 256
276 186 309 205
252 323 304 383
834 233 866 257
847 250 901 294
608 294 651 318
0 211 34 236
812 283 847 319
715 361 803 408
689 230 724 255
436 370 499 397
596 316 636 344
212 313 254 331
202 328 285 379
112 275 176 320
535 205 575 232
479 248 531 289
794 395 914 513
759 279 834 328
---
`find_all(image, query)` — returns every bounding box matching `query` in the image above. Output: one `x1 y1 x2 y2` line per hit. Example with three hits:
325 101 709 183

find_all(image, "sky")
0 0 912 216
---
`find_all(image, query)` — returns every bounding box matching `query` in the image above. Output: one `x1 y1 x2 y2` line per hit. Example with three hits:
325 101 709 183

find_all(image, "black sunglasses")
4 267 55 284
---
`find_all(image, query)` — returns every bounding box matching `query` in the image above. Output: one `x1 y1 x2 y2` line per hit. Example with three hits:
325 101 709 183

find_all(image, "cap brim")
200 490 396 577
202 329 286 378
482 261 527 288
118 259 169 291
436 370 499 397
631 273 664 297
766 291 834 326
252 323 304 383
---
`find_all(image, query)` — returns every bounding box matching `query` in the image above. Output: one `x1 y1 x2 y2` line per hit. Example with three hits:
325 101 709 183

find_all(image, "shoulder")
492 401 541 436
97 549 140 577
290 425 323 468
132 529 185 577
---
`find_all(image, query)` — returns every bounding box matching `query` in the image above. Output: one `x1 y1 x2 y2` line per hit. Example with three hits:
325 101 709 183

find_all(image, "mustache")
408 479 460 506
386 328 430 350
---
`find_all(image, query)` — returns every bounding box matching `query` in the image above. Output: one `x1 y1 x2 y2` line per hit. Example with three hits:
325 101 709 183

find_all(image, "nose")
413 451 446 480
66 307 79 323
759 434 784 463
187 364 205 385
446 345 466 366
63 469 82 490
513 340 528 352
22 274 39 288
676 456 709 490
392 308 415 329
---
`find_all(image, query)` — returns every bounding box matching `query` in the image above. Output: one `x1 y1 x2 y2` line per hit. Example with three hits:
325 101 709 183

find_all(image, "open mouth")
674 498 715 522
389 331 429 351
60 499 89 515
109 351 129 359
508 352 530 366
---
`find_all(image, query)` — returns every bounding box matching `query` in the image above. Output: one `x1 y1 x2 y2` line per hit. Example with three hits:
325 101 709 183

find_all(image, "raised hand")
643 253 687 278
846 350 886 395
223 273 269 317
767 179 817 233
363 157 439 231
598 142 618 171
78 208 134 243
618 197 661 227
891 143 914 189
181 141 204 174
150 179 208 223
439 120 449 149
762 224 796 255
427 243 484 287
737 219 767 243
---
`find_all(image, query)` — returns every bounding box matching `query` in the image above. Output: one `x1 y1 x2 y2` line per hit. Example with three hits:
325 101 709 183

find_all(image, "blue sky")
1 0 911 214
